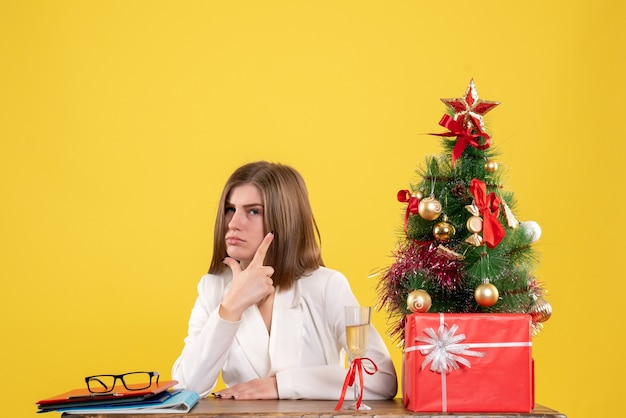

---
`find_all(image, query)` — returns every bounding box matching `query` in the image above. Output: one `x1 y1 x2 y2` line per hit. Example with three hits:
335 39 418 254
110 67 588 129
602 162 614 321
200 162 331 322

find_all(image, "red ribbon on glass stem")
432 114 491 165
334 357 378 410
469 179 505 248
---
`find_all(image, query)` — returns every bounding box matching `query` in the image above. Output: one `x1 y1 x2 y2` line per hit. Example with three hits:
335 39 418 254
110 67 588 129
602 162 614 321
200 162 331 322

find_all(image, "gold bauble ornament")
485 160 499 173
413 190 424 200
529 298 552 323
418 196 442 221
433 218 456 242
407 289 432 313
474 279 499 307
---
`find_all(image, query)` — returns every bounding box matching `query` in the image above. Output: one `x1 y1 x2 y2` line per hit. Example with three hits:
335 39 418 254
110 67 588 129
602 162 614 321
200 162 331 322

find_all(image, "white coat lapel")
236 306 271 378
269 282 303 375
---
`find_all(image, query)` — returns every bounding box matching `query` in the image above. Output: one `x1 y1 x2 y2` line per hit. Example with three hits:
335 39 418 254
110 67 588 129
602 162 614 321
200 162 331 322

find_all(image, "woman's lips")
226 236 244 245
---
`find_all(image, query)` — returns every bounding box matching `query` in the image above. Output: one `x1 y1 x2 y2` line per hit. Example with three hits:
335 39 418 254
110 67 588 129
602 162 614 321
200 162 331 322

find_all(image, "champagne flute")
344 306 371 410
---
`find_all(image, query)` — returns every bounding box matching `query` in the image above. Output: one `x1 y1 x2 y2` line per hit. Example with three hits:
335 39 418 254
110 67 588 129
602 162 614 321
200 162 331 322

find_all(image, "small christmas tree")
377 79 552 345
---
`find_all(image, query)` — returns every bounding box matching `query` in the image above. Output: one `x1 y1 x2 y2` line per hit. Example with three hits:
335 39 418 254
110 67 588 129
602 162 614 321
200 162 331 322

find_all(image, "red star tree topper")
441 78 500 132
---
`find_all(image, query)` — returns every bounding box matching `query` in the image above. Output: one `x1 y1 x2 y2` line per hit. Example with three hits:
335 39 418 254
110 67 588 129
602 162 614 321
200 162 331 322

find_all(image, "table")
61 398 567 418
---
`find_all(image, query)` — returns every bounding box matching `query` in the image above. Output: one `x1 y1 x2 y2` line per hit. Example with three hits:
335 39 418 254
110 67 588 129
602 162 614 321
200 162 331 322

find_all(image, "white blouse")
172 266 398 399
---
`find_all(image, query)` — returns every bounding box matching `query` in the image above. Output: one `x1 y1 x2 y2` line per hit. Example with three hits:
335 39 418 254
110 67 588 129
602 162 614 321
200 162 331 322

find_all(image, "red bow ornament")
398 189 419 233
432 114 492 166
469 179 505 248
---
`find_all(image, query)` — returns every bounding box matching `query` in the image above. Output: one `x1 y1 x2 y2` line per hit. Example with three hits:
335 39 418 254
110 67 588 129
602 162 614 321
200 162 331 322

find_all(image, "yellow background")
1 1 624 417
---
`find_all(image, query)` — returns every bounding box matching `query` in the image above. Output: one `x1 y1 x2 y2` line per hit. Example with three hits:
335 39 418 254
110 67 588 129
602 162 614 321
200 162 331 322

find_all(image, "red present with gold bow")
403 313 534 413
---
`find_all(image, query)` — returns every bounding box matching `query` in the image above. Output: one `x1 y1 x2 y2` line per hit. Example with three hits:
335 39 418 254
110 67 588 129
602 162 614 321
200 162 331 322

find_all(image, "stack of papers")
36 380 199 414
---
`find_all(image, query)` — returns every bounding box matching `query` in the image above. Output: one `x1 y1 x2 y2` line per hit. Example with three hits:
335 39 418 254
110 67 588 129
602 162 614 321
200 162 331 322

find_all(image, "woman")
172 161 397 400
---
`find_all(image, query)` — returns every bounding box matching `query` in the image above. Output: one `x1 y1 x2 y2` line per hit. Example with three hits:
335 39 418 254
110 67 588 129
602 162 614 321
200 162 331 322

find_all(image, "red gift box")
403 313 534 413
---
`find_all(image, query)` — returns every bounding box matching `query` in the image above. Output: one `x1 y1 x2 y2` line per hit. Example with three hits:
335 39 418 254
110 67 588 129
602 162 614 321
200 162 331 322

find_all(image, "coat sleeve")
171 274 239 398
275 270 398 400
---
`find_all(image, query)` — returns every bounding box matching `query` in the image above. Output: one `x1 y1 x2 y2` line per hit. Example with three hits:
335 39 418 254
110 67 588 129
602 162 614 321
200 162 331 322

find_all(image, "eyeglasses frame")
85 371 160 394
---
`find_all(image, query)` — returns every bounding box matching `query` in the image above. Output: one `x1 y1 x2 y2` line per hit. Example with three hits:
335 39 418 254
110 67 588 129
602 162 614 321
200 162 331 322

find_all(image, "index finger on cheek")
251 232 274 266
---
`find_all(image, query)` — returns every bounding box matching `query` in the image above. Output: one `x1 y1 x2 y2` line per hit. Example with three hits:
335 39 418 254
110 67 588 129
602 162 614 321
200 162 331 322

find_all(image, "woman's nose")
228 210 243 230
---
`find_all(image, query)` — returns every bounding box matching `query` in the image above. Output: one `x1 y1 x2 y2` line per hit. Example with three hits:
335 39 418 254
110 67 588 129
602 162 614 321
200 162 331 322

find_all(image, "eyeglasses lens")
87 376 116 393
120 372 154 389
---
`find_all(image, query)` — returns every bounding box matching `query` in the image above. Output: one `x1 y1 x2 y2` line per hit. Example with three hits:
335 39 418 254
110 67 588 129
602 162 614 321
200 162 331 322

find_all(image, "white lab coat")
172 266 398 399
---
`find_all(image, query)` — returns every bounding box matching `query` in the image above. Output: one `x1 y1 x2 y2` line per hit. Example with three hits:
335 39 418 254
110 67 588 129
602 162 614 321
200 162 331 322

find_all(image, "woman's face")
224 184 266 269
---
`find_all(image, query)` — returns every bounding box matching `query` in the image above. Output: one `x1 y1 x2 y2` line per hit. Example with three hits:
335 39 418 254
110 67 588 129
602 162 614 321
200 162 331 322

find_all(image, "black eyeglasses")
85 371 160 393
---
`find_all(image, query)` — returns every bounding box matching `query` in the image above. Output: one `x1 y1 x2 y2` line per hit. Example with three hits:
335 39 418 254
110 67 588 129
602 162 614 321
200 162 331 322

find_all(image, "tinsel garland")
377 240 464 342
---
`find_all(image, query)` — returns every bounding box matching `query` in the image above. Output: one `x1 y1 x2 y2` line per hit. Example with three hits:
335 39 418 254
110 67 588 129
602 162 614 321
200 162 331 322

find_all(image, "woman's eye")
225 207 235 213
249 208 261 215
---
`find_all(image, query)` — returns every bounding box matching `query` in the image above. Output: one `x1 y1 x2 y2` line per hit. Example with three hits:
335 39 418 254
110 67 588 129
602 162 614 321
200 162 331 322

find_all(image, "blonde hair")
209 161 324 290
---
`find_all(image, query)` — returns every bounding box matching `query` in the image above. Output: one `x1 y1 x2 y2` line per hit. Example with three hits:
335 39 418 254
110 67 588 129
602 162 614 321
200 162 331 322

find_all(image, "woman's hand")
213 377 279 400
220 232 275 321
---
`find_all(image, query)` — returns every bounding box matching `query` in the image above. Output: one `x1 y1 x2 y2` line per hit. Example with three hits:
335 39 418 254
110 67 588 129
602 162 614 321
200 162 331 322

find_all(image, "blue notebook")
57 390 200 414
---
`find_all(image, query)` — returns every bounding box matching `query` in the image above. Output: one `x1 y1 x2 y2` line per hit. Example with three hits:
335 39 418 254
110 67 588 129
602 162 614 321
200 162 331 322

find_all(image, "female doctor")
172 161 397 400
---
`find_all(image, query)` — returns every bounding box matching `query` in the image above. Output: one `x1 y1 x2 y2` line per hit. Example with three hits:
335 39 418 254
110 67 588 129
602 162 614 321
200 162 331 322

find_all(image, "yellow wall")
1 1 624 417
